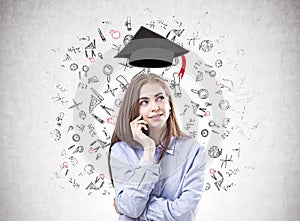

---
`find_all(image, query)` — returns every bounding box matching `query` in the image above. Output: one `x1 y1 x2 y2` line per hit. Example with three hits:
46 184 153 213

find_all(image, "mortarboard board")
115 26 189 69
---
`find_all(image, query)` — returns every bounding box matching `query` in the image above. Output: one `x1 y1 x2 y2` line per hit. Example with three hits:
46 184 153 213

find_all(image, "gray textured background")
0 0 299 220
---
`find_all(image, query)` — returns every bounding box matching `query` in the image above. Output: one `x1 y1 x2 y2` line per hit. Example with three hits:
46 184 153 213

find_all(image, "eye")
156 96 165 102
139 100 149 106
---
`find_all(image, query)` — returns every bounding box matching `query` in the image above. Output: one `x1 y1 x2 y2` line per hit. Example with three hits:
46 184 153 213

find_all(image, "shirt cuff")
138 158 160 175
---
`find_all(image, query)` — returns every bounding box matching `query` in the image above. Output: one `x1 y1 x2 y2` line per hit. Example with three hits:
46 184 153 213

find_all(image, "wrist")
142 147 155 162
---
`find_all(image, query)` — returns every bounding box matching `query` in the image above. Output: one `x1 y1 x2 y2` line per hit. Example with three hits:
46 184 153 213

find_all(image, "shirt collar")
157 136 176 156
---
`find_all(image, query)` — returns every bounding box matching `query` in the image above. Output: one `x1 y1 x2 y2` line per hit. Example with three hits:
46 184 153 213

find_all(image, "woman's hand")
130 115 155 149
130 115 156 162
113 197 122 215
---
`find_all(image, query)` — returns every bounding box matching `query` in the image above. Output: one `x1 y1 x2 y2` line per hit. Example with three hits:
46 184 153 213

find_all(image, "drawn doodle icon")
70 63 78 71
201 129 209 137
82 65 89 73
98 28 106 42
196 72 203 81
219 99 230 110
215 59 223 68
72 134 80 142
102 64 113 83
96 153 102 160
51 129 61 141
123 34 133 45
208 70 216 77
56 112 65 126
84 164 95 175
79 111 86 120
114 99 122 107
205 182 211 191
200 40 213 52
125 16 132 31
191 88 209 99
73 145 84 154
208 120 220 128
222 118 230 127
88 76 99 84
109 29 121 39
116 75 129 92
208 145 223 158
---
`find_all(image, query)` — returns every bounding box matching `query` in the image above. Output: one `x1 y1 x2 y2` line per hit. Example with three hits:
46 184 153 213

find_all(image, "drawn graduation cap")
115 26 189 78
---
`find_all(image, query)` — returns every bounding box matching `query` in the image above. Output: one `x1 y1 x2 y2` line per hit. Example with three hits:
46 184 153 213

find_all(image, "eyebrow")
139 92 163 100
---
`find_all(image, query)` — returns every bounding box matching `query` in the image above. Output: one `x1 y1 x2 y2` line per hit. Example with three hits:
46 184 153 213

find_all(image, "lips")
149 113 163 119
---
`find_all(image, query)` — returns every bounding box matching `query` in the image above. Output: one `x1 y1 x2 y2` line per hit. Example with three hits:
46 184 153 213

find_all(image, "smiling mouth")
149 113 163 119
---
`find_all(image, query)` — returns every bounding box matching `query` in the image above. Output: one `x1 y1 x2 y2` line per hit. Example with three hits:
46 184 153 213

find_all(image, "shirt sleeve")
110 142 161 219
140 146 206 221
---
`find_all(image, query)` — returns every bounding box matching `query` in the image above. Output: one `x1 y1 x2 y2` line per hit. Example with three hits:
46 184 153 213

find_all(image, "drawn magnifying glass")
103 64 113 83
73 145 84 154
208 120 220 128
191 88 209 99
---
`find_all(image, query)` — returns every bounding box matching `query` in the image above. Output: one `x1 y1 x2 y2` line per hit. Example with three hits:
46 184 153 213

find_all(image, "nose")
150 100 159 111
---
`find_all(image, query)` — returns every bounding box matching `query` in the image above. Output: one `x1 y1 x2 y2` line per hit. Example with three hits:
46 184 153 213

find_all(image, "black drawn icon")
201 129 209 137
208 146 223 158
56 112 65 127
70 63 78 71
170 72 182 98
72 134 80 142
116 75 129 92
102 64 113 83
191 88 209 99
199 40 213 52
98 28 106 42
125 16 132 31
89 88 104 113
219 99 230 110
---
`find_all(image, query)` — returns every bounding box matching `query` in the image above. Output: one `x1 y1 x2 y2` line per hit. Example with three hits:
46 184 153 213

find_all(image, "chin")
149 119 167 129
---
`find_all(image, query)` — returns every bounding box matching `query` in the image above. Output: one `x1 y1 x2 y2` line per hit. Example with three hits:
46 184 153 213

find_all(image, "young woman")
108 73 206 221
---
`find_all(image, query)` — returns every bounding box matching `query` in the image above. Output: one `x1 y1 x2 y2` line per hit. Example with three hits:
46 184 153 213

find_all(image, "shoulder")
110 141 141 164
111 141 133 155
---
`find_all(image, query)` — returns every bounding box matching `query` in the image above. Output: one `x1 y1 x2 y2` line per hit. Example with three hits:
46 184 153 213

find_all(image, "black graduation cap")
115 26 189 68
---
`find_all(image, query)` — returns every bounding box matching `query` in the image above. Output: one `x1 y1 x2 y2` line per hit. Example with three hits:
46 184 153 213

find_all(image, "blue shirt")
110 136 206 221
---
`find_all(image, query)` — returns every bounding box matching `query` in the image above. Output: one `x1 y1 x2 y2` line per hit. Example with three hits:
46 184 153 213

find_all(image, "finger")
130 115 142 126
136 119 148 125
137 124 148 132
133 114 142 122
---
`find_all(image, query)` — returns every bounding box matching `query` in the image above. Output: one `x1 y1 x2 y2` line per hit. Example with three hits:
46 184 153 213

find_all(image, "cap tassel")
178 55 186 79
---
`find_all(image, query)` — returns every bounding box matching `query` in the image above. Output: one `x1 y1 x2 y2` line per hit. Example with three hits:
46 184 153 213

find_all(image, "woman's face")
138 82 171 131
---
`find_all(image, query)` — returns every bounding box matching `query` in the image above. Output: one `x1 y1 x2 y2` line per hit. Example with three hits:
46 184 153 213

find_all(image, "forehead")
139 83 166 97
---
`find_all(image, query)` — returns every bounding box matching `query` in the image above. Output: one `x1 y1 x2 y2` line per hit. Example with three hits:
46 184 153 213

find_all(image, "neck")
149 125 167 146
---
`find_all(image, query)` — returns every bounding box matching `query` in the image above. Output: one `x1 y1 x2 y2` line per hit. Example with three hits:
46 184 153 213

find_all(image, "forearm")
113 157 160 218
140 192 202 220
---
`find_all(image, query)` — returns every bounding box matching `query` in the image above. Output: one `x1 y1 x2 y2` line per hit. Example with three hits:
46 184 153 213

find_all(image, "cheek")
139 106 149 116
164 102 171 112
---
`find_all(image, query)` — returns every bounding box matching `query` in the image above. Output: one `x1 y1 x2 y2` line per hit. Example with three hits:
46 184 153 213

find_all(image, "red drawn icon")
109 29 121 39
99 173 105 180
216 80 221 86
88 147 94 154
209 168 216 174
62 162 68 168
89 57 95 62
107 116 117 124
204 111 210 116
